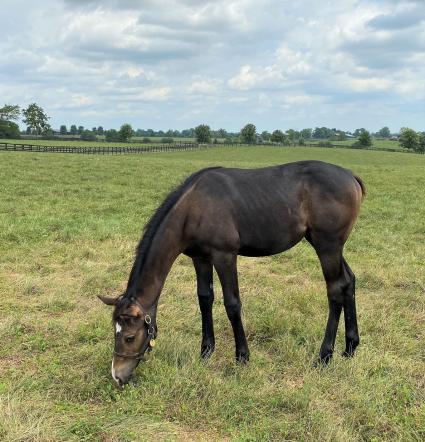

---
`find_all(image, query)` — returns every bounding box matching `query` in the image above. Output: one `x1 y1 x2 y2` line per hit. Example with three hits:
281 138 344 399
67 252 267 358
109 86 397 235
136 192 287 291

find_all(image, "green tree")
81 130 97 141
417 132 425 153
399 128 419 151
60 125 67 135
105 129 119 142
0 104 20 121
270 129 285 143
261 131 271 141
97 126 104 135
378 126 391 138
194 124 211 143
0 120 20 138
300 128 312 139
78 126 84 135
286 129 300 144
22 103 50 136
353 128 366 137
70 125 77 135
357 130 373 147
217 128 227 138
118 123 133 142
240 123 256 144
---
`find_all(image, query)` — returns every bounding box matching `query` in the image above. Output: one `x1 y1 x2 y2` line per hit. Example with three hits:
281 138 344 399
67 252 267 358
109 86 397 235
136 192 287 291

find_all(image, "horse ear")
97 295 118 306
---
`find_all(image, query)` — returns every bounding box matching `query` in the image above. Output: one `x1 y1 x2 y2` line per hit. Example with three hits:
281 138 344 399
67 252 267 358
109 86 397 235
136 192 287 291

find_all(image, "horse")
99 160 365 387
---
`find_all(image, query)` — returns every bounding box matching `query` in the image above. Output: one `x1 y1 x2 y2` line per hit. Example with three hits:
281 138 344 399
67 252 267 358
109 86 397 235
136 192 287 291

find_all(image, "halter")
113 298 157 360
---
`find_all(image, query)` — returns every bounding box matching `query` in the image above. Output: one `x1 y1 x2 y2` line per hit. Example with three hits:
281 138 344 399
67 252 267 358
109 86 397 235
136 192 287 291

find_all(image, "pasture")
0 146 424 441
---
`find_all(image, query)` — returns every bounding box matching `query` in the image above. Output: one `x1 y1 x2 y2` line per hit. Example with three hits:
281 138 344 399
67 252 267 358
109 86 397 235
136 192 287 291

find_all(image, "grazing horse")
99 161 365 387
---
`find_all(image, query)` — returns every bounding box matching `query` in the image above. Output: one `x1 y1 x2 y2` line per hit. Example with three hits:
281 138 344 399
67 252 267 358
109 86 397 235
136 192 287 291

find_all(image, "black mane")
125 167 221 295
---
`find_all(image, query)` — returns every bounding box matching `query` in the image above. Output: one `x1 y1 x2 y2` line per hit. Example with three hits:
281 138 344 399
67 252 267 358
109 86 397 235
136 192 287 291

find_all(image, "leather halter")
113 298 156 360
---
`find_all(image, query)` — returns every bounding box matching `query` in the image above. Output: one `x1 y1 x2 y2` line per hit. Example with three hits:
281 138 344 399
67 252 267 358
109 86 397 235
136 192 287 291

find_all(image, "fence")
0 142 203 155
0 141 414 155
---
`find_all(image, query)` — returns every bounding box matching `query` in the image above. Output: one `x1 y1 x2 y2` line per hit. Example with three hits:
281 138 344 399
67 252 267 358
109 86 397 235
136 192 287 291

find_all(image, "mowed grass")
330 139 404 150
0 147 424 441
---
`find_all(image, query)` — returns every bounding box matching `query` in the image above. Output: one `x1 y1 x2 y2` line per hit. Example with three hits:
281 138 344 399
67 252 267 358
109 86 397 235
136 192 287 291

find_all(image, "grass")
329 139 403 150
0 146 424 441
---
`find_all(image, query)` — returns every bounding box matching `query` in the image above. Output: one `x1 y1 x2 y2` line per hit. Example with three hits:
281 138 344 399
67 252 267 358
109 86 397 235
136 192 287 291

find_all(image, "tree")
300 128 312 140
105 129 119 142
81 130 97 141
217 128 227 138
378 126 391 138
118 123 133 142
97 126 104 135
70 125 77 135
0 120 20 138
60 125 67 135
418 132 425 153
270 129 285 143
399 128 419 151
353 128 366 137
286 129 299 143
240 123 256 144
78 126 84 135
0 104 20 121
194 124 211 143
22 103 50 135
261 131 271 141
357 130 372 147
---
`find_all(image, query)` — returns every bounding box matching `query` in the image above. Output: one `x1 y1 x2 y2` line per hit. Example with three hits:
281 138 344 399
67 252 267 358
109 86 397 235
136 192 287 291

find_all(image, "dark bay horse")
99 161 365 387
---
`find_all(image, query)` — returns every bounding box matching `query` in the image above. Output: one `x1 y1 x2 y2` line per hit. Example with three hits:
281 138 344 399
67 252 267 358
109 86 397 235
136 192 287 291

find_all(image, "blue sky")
1 0 424 132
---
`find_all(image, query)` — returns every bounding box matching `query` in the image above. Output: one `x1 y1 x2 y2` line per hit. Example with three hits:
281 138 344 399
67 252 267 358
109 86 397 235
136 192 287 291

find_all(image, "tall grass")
0 147 424 441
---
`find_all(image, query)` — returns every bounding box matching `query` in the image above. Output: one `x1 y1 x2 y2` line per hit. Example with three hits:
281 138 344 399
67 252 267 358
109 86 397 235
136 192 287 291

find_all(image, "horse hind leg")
341 257 360 357
312 241 350 364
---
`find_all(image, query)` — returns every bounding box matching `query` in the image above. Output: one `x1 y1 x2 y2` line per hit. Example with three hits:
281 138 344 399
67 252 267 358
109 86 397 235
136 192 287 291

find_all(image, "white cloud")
0 0 423 131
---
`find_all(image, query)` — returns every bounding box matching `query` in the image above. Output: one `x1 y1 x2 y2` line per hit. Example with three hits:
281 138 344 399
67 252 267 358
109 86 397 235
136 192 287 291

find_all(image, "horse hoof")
341 350 355 358
200 345 215 359
315 353 332 367
236 353 249 364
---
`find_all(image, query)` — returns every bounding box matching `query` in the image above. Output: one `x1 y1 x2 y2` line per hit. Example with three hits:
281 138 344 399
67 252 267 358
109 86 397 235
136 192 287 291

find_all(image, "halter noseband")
113 298 157 360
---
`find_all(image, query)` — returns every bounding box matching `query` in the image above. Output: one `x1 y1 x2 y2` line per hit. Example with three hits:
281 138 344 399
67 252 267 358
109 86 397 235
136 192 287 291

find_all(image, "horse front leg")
212 252 249 363
193 257 215 358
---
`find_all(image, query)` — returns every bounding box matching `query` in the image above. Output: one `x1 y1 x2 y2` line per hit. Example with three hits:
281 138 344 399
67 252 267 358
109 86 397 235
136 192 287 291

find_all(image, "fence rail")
0 142 203 155
0 141 415 155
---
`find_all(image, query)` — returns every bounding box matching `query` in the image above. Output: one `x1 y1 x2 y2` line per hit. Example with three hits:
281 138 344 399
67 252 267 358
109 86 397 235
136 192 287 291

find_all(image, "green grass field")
0 147 424 441
330 139 403 150
1 137 405 151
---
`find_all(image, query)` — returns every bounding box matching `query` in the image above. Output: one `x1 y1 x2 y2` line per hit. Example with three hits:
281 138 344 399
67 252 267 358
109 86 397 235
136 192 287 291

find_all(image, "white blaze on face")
115 322 122 334
111 358 119 385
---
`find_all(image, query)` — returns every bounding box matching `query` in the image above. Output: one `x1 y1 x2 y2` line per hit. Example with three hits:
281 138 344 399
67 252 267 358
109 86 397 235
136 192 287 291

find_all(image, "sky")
1 0 424 132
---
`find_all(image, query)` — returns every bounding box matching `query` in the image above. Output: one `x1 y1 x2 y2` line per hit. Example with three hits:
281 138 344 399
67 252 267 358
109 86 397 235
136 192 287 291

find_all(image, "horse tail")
354 175 366 201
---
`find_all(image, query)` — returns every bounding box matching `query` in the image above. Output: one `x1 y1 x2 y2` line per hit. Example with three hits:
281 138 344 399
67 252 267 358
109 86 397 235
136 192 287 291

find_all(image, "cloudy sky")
1 0 424 132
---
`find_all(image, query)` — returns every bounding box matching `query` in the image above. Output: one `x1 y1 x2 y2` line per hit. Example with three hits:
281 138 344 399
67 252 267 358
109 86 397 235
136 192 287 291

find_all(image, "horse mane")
125 166 222 295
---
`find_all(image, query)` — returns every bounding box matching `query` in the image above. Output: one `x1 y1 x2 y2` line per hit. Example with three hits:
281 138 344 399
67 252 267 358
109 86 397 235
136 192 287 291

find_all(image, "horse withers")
99 161 365 387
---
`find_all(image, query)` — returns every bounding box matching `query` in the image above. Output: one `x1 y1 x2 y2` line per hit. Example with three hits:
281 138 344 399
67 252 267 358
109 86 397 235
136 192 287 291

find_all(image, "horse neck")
128 211 185 313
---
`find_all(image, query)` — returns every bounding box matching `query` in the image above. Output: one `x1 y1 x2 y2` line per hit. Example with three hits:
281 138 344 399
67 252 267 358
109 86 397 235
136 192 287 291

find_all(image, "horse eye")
125 336 135 343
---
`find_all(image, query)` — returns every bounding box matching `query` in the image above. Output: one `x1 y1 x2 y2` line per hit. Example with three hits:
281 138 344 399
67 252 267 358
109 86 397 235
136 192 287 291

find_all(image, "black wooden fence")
0 141 204 155
0 141 413 155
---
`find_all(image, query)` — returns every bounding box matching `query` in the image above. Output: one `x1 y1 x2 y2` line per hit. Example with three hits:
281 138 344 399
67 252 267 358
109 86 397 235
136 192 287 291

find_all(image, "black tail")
354 175 366 201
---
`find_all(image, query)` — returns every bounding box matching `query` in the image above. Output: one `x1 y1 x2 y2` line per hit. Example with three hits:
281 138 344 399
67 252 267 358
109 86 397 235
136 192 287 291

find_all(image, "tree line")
1 102 423 152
